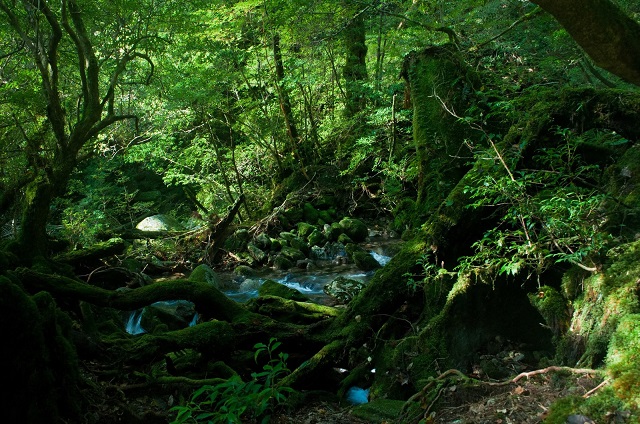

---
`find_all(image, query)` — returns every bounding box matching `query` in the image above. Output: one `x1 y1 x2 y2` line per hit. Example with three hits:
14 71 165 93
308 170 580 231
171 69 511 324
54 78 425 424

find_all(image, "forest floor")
82 356 605 423
270 370 605 424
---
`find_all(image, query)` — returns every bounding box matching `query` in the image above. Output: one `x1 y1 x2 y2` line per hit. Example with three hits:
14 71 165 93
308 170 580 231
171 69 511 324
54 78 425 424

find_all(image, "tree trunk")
273 33 305 168
531 0 640 86
343 13 368 117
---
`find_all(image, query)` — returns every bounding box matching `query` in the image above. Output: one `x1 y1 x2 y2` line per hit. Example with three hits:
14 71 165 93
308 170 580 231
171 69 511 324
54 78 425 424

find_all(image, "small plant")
170 338 296 424
454 126 615 282
404 252 451 292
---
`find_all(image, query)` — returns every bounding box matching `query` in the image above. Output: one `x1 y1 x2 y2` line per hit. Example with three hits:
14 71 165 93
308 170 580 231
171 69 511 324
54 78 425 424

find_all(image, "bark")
17 268 248 322
0 0 144 260
531 0 640 86
343 12 368 117
273 33 304 166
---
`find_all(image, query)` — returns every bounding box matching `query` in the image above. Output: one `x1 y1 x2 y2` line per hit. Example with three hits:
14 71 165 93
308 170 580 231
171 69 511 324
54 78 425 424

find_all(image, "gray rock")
323 276 366 303
136 214 184 232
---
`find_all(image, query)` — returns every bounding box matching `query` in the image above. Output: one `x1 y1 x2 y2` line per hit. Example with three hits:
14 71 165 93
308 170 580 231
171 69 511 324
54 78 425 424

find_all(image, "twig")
511 366 601 383
401 369 467 414
583 378 610 398
473 7 543 50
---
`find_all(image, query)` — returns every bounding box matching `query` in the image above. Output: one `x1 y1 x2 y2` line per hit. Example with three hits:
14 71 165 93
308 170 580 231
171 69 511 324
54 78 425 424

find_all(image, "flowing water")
125 238 401 334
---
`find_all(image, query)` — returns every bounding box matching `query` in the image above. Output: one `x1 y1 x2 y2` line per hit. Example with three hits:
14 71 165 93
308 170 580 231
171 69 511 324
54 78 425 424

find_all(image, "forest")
1 0 640 423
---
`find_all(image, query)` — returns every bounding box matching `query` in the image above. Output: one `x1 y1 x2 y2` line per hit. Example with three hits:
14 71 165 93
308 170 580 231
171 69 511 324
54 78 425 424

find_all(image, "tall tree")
530 0 640 86
0 0 160 258
343 7 369 117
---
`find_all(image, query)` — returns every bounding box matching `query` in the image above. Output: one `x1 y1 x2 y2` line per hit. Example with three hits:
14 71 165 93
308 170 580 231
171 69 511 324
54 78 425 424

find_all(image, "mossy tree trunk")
531 0 640 87
273 33 307 169
343 11 368 117
401 45 479 213
0 0 145 261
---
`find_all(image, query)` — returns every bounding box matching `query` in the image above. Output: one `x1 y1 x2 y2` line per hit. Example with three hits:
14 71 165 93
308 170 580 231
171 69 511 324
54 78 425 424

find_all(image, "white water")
126 310 146 335
125 300 199 335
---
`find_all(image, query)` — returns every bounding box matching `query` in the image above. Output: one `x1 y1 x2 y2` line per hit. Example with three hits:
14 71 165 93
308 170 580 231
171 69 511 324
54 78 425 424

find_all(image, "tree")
530 0 640 86
0 0 159 258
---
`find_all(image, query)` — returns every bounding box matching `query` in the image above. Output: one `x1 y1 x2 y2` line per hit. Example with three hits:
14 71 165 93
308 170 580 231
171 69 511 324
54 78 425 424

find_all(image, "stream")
125 238 401 335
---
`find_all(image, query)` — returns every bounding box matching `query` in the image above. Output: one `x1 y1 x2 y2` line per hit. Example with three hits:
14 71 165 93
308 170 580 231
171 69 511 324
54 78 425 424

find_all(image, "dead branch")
510 366 601 384
583 378 610 398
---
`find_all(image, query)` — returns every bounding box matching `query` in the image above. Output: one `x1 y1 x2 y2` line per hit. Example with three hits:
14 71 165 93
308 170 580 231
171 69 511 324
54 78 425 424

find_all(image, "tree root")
497 365 603 386
400 369 467 415
400 366 604 419
112 376 228 392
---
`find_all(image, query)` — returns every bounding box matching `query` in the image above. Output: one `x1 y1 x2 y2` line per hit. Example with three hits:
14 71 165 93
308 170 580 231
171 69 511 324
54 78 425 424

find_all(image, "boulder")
307 229 326 247
297 222 317 239
352 251 382 272
136 214 183 232
323 276 366 304
325 222 344 241
339 217 368 242
247 243 267 264
188 264 221 288
337 233 354 245
258 279 309 302
233 265 258 278
254 233 272 251
280 246 306 262
273 255 294 270
224 228 251 252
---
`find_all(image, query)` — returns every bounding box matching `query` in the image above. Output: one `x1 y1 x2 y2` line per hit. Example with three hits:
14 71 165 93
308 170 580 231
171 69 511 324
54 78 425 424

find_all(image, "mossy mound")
258 279 309 302
350 399 406 423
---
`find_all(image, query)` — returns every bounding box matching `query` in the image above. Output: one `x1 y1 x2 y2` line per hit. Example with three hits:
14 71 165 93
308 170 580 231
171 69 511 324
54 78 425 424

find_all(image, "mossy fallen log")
15 268 248 322
53 237 126 268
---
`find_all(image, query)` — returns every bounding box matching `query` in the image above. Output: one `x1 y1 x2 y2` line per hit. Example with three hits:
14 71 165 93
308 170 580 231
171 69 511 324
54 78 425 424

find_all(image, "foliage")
403 252 452 293
455 126 618 281
170 338 296 424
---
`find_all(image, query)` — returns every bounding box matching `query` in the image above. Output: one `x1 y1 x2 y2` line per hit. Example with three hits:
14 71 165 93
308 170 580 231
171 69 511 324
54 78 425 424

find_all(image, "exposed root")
400 366 604 421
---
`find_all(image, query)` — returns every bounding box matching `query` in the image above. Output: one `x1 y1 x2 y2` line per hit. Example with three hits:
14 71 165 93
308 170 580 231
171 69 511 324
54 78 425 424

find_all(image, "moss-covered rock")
303 202 320 223
258 279 309 302
247 243 267 264
273 255 294 270
607 314 640 412
307 229 326 247
280 246 306 263
352 251 382 271
337 233 354 245
325 222 344 241
297 222 316 239
323 276 366 304
254 233 272 251
339 217 368 242
351 399 406 424
317 209 334 224
224 228 251 252
233 264 258 278
188 264 222 287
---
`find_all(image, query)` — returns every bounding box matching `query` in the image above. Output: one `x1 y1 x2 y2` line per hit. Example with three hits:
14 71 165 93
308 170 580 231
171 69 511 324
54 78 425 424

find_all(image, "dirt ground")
271 369 605 424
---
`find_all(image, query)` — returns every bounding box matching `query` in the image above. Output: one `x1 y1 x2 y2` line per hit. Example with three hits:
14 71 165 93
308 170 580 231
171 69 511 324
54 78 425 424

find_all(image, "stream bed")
125 237 402 334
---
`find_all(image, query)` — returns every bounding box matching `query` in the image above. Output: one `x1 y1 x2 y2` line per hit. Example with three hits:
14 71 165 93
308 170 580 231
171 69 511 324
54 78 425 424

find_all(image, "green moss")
402 44 479 212
297 222 316 239
528 285 570 339
350 399 406 423
544 395 585 424
0 277 82 422
607 314 640 412
189 264 221 286
258 279 309 302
